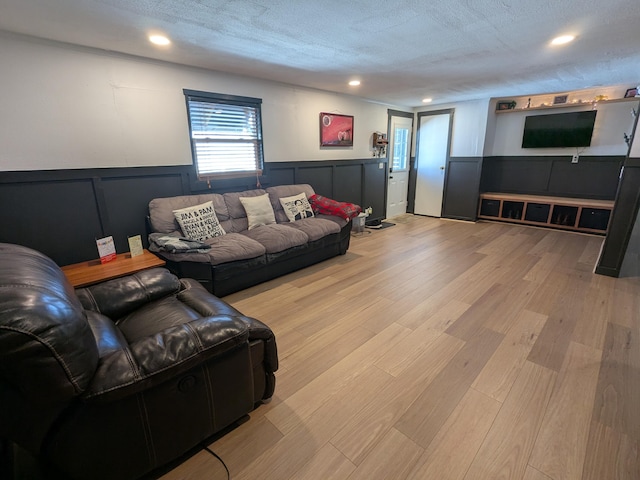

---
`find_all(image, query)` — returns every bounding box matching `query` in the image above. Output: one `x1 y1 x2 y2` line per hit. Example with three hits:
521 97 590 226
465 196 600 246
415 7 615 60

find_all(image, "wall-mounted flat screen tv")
522 110 597 148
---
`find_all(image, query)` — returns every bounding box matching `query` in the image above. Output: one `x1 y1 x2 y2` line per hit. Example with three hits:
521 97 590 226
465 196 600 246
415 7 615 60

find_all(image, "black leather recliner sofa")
0 243 278 480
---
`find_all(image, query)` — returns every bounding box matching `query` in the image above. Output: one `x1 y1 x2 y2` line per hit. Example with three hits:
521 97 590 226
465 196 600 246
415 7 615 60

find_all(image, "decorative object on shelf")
320 112 354 147
594 94 608 102
372 132 387 157
625 87 638 98
526 98 531 108
96 236 116 264
128 234 143 257
553 95 568 105
496 100 517 111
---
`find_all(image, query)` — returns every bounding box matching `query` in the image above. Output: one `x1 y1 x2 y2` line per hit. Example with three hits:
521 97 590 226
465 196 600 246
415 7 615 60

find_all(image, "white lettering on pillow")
173 201 225 242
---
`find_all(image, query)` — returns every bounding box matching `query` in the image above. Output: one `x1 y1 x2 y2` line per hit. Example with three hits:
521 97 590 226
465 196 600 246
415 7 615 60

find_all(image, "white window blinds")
184 90 264 179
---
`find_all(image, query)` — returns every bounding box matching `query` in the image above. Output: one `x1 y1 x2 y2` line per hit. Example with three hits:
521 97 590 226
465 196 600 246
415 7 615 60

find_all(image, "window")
184 89 264 179
392 125 409 171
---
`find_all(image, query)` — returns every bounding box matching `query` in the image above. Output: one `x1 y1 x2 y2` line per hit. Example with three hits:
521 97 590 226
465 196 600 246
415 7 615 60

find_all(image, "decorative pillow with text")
279 192 315 222
172 201 225 242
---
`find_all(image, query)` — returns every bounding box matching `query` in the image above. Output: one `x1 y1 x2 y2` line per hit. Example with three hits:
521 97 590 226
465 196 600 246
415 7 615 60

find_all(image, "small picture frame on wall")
496 101 516 111
624 87 638 98
553 95 568 105
320 113 354 147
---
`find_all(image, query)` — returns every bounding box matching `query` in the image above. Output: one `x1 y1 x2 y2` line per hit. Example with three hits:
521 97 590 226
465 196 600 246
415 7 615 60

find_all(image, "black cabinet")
578 208 611 231
524 203 550 223
479 198 500 217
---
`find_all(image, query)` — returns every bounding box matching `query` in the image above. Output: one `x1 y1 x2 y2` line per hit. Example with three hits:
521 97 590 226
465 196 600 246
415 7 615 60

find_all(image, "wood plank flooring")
160 215 640 480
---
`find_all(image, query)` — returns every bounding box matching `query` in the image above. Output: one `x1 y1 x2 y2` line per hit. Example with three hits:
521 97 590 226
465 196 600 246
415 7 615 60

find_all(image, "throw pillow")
172 201 225 242
239 193 276 230
279 192 315 222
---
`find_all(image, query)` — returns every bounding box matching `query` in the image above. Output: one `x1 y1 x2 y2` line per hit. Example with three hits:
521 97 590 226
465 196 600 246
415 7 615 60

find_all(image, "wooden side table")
61 250 166 288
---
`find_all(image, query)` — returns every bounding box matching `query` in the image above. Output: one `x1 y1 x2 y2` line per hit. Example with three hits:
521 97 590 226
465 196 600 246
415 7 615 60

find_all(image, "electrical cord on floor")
203 446 231 480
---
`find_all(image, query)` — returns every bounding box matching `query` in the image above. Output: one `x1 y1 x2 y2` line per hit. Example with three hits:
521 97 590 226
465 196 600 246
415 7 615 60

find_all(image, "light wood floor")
161 215 640 480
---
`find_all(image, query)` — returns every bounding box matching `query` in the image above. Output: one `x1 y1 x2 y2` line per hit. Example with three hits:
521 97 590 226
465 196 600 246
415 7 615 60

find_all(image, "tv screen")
522 110 597 148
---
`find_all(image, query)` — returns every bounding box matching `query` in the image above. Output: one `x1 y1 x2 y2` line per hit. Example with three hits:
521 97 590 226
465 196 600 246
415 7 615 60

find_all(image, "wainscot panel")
0 159 386 266
481 156 623 200
442 157 483 221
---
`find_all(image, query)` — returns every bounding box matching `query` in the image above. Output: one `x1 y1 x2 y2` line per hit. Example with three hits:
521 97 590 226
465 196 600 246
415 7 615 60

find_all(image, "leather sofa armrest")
178 279 278 371
76 268 181 320
82 313 249 403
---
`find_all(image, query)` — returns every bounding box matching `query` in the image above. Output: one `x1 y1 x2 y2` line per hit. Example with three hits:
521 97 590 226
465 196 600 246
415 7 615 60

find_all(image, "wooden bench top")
480 192 614 209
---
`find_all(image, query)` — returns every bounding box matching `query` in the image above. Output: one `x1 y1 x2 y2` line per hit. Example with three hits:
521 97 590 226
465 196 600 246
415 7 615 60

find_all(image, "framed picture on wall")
624 87 638 98
320 113 354 147
553 95 568 105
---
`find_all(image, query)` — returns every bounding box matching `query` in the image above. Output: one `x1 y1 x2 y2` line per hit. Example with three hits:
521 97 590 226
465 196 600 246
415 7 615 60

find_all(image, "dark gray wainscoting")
481 155 623 200
0 158 386 266
596 157 640 277
442 157 483 221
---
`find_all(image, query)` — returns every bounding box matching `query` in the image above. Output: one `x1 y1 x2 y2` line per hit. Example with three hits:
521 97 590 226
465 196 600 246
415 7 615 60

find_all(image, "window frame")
183 89 264 180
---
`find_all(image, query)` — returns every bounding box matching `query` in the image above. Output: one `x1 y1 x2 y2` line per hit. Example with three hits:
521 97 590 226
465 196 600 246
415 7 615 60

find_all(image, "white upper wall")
0 33 400 171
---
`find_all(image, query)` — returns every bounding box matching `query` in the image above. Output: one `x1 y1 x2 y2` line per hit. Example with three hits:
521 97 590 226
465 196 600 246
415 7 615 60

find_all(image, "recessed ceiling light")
551 35 575 46
149 34 171 46
422 98 433 103
348 80 361 86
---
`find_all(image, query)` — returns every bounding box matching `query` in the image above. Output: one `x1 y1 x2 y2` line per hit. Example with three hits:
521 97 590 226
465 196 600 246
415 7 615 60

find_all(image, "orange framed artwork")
319 113 354 147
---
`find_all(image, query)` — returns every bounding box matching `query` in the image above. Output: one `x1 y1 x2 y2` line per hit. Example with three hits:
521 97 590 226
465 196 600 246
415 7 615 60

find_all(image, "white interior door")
414 111 452 217
386 116 412 218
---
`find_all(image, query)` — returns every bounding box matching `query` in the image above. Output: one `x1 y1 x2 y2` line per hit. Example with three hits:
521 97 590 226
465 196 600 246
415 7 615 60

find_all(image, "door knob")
440 166 445 170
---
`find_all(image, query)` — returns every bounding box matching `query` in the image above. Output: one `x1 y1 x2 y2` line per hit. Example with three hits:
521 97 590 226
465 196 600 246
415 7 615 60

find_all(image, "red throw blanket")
309 194 362 220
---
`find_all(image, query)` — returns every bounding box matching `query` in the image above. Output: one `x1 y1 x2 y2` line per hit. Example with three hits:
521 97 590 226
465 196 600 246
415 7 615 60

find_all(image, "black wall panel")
294 166 333 197
481 157 552 194
481 156 622 199
0 179 103 265
266 167 295 187
334 164 362 206
547 159 622 198
442 157 483 220
100 174 185 253
363 161 387 224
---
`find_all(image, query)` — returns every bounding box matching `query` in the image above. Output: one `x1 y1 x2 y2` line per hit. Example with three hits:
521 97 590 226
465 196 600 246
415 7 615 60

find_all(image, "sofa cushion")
203 233 266 265
239 193 277 230
149 194 229 234
173 201 226 242
241 224 308 253
279 192 315 222
280 217 341 241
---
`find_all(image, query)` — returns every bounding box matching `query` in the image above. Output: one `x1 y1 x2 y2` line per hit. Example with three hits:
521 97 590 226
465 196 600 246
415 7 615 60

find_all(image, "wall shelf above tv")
495 96 639 113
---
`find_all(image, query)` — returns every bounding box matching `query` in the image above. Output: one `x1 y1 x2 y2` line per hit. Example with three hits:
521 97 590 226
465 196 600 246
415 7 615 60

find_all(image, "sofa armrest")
75 268 181 320
179 279 278 371
82 313 250 403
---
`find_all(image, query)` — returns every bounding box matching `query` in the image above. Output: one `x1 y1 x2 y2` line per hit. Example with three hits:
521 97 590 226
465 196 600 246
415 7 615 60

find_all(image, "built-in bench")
478 192 614 235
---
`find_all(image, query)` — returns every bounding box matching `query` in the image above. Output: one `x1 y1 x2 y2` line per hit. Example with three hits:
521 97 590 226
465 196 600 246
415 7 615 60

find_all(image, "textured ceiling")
1 0 639 107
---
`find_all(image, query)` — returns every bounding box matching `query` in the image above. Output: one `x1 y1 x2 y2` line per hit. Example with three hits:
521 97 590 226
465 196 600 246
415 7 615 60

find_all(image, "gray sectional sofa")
148 184 352 296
